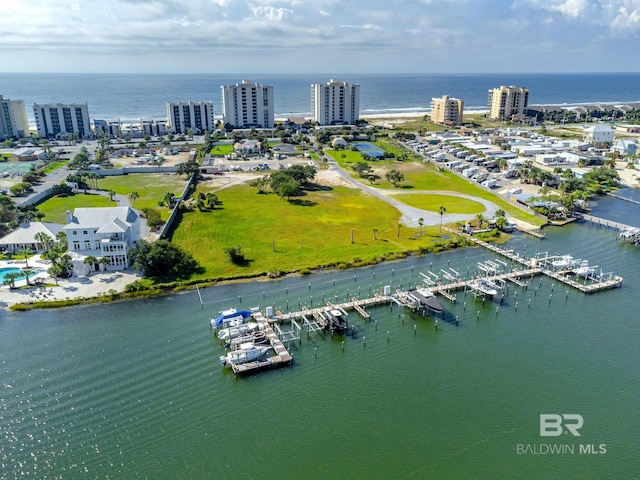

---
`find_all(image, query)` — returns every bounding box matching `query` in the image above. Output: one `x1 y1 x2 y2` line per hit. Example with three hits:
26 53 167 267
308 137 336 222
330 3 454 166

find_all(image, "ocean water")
1 72 640 123
1 211 639 479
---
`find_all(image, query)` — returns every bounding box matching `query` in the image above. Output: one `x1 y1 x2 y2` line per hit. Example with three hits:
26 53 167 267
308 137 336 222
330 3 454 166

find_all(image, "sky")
1 0 639 74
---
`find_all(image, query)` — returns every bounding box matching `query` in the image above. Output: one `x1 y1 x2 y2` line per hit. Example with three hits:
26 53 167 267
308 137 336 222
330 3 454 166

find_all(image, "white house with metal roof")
0 222 63 254
583 125 615 146
63 207 141 271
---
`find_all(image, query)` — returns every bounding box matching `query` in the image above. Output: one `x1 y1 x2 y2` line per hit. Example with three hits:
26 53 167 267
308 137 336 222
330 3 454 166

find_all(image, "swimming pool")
0 267 28 284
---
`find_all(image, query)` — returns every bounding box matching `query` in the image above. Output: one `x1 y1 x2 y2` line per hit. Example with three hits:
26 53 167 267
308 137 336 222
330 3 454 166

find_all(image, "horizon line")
1 71 640 76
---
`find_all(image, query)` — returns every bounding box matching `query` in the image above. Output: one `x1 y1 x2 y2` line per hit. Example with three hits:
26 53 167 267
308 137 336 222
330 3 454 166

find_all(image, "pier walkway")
605 192 640 206
577 213 637 233
442 227 623 294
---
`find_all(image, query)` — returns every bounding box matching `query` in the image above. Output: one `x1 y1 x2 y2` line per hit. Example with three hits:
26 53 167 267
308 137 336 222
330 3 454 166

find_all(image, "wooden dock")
349 298 371 319
605 192 640 206
578 213 637 233
515 225 546 239
228 311 293 375
441 227 623 294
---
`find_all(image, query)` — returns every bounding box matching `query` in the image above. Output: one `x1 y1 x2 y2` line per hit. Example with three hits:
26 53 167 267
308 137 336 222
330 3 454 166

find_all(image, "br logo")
540 414 584 437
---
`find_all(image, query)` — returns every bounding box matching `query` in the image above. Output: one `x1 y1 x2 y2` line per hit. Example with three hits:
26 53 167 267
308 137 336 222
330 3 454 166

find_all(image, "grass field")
97 174 187 219
327 154 544 226
38 193 112 223
209 144 234 156
171 183 449 279
390 193 486 214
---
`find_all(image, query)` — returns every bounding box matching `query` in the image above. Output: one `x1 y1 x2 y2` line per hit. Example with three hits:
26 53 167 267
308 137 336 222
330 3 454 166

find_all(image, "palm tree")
129 191 140 206
18 248 32 268
98 257 110 271
34 232 54 253
3 271 22 289
162 192 175 208
84 255 98 274
418 217 424 236
438 206 446 232
475 213 486 229
495 216 509 231
108 190 116 206
56 231 67 247
89 172 101 189
494 209 506 219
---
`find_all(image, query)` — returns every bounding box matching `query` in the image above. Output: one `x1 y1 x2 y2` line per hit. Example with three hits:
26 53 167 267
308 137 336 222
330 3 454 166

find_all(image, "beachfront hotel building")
430 95 464 125
166 101 214 134
0 95 29 140
33 102 91 139
487 86 529 121
311 79 360 125
221 80 274 129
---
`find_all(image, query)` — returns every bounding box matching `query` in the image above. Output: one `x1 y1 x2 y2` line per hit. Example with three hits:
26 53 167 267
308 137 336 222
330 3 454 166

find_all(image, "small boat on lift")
551 255 574 269
217 322 259 341
324 308 349 334
224 331 268 350
210 308 253 329
219 342 271 367
408 287 444 315
469 278 498 298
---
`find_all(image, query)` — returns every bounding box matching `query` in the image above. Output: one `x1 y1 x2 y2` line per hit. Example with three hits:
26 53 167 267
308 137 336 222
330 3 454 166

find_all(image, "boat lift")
274 319 302 346
420 271 440 287
439 268 460 283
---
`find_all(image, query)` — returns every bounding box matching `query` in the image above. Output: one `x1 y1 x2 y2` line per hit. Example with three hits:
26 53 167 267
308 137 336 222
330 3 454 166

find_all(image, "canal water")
1 219 639 478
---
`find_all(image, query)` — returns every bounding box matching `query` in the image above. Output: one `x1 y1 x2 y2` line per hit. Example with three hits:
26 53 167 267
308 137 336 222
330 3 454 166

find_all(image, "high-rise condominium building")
311 79 360 126
33 102 91 138
166 101 214 134
430 95 464 125
487 86 529 121
0 95 29 139
221 80 274 129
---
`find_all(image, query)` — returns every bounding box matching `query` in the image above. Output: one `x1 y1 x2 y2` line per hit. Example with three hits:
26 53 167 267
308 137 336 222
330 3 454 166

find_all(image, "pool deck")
0 254 139 308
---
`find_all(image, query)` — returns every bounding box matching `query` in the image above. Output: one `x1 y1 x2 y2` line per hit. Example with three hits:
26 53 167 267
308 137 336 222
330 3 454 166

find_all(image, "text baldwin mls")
516 414 607 455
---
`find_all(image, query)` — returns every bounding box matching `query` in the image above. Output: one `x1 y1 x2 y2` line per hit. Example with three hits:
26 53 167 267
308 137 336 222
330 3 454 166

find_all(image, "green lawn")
209 144 234 156
171 183 447 279
97 174 187 219
390 193 486 214
43 160 67 174
38 193 112 223
331 158 545 226
326 149 366 165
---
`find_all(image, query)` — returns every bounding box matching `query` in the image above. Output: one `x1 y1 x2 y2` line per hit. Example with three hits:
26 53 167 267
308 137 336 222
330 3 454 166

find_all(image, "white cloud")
247 5 293 22
0 0 637 73
515 0 640 31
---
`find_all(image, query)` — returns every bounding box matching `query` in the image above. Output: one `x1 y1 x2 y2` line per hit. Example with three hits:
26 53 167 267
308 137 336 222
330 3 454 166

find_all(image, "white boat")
217 322 259 341
210 308 253 329
551 255 574 269
219 342 271 367
469 279 498 297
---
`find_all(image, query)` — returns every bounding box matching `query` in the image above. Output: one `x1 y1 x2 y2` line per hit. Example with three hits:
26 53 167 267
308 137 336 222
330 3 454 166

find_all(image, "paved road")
324 156 499 227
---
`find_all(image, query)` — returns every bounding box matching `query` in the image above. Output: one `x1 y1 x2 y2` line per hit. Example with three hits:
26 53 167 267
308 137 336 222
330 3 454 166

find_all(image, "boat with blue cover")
210 308 253 329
